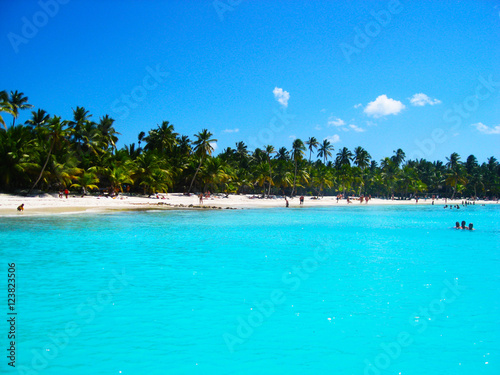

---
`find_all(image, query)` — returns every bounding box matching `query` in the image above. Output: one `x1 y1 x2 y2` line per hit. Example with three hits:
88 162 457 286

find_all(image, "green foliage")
0 90 498 199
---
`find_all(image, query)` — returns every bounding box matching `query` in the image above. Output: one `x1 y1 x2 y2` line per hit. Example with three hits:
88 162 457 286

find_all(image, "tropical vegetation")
0 91 499 199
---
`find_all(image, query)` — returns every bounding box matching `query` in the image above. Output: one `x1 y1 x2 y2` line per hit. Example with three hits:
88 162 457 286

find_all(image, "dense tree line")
1 91 499 198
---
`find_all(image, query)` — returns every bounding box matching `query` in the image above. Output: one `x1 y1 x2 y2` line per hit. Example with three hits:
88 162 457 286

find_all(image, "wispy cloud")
364 95 405 118
354 103 362 109
409 93 441 106
349 124 365 132
210 141 218 151
314 124 322 130
289 135 296 140
471 122 500 134
273 87 290 107
223 128 239 133
327 116 345 127
325 134 341 143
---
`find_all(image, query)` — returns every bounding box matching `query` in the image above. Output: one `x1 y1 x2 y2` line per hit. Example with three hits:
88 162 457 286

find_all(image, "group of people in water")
455 221 474 230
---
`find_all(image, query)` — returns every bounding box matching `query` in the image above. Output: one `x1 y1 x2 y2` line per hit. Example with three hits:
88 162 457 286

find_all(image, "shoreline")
0 193 497 217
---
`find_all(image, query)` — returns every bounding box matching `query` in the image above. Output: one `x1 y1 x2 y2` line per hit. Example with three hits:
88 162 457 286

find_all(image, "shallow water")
1 205 499 374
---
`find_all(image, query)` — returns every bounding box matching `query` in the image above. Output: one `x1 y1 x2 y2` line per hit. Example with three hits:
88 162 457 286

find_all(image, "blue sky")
1 0 499 163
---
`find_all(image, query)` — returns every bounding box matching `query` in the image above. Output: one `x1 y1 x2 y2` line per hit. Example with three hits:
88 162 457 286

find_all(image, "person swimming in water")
455 221 460 229
461 220 467 229
468 223 474 230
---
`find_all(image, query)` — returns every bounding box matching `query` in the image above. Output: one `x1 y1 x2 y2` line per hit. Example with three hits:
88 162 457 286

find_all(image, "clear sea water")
1 205 499 375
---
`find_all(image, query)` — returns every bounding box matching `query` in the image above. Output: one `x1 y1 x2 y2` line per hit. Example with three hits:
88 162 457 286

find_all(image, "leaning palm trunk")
28 138 54 195
188 156 203 193
291 161 297 196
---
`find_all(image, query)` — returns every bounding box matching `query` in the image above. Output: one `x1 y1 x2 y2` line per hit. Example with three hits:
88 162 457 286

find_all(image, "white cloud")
314 124 322 130
471 122 500 134
273 87 290 107
410 93 441 106
325 134 341 143
327 116 345 127
349 124 365 132
210 141 218 151
364 95 405 118
320 108 326 113
289 135 296 140
354 103 362 109
223 128 239 133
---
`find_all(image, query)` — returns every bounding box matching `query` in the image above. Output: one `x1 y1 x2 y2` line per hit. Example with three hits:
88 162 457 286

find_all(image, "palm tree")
8 91 33 127
353 146 371 169
0 91 15 130
68 106 92 146
144 121 178 154
264 145 276 196
305 137 319 162
28 116 70 194
188 129 217 193
291 138 305 196
25 109 50 130
317 139 334 164
71 170 99 195
391 148 406 168
97 115 120 151
335 147 353 168
137 131 146 148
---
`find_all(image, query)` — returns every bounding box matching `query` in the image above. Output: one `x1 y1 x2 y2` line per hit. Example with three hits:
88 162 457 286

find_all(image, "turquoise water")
1 205 499 375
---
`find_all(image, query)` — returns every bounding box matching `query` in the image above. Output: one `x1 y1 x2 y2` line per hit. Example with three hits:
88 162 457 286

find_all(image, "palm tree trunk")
28 138 54 195
188 156 203 193
292 160 298 197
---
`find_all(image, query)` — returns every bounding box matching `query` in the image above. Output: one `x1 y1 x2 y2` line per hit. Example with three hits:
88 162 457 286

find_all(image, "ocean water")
1 205 499 375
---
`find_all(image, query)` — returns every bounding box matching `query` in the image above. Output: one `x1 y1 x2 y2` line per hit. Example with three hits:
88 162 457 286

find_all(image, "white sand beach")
0 193 497 216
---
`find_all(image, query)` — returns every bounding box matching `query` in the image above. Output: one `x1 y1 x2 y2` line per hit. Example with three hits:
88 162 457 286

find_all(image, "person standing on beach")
300 196 304 205
64 188 69 199
199 193 203 205
285 197 289 207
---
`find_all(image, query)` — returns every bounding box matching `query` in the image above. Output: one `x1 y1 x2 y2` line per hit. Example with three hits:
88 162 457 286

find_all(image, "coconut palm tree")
28 116 70 194
97 114 120 151
305 137 319 163
0 91 15 130
391 148 406 168
353 146 371 170
25 109 50 130
317 139 334 164
291 138 305 196
335 147 353 168
188 129 217 193
8 91 33 127
68 106 92 146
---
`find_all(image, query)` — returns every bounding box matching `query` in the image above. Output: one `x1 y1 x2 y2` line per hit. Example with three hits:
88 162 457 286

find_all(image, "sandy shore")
0 192 497 216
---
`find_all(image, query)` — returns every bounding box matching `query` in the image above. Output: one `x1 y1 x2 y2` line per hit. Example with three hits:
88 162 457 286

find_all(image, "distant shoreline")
0 193 497 217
